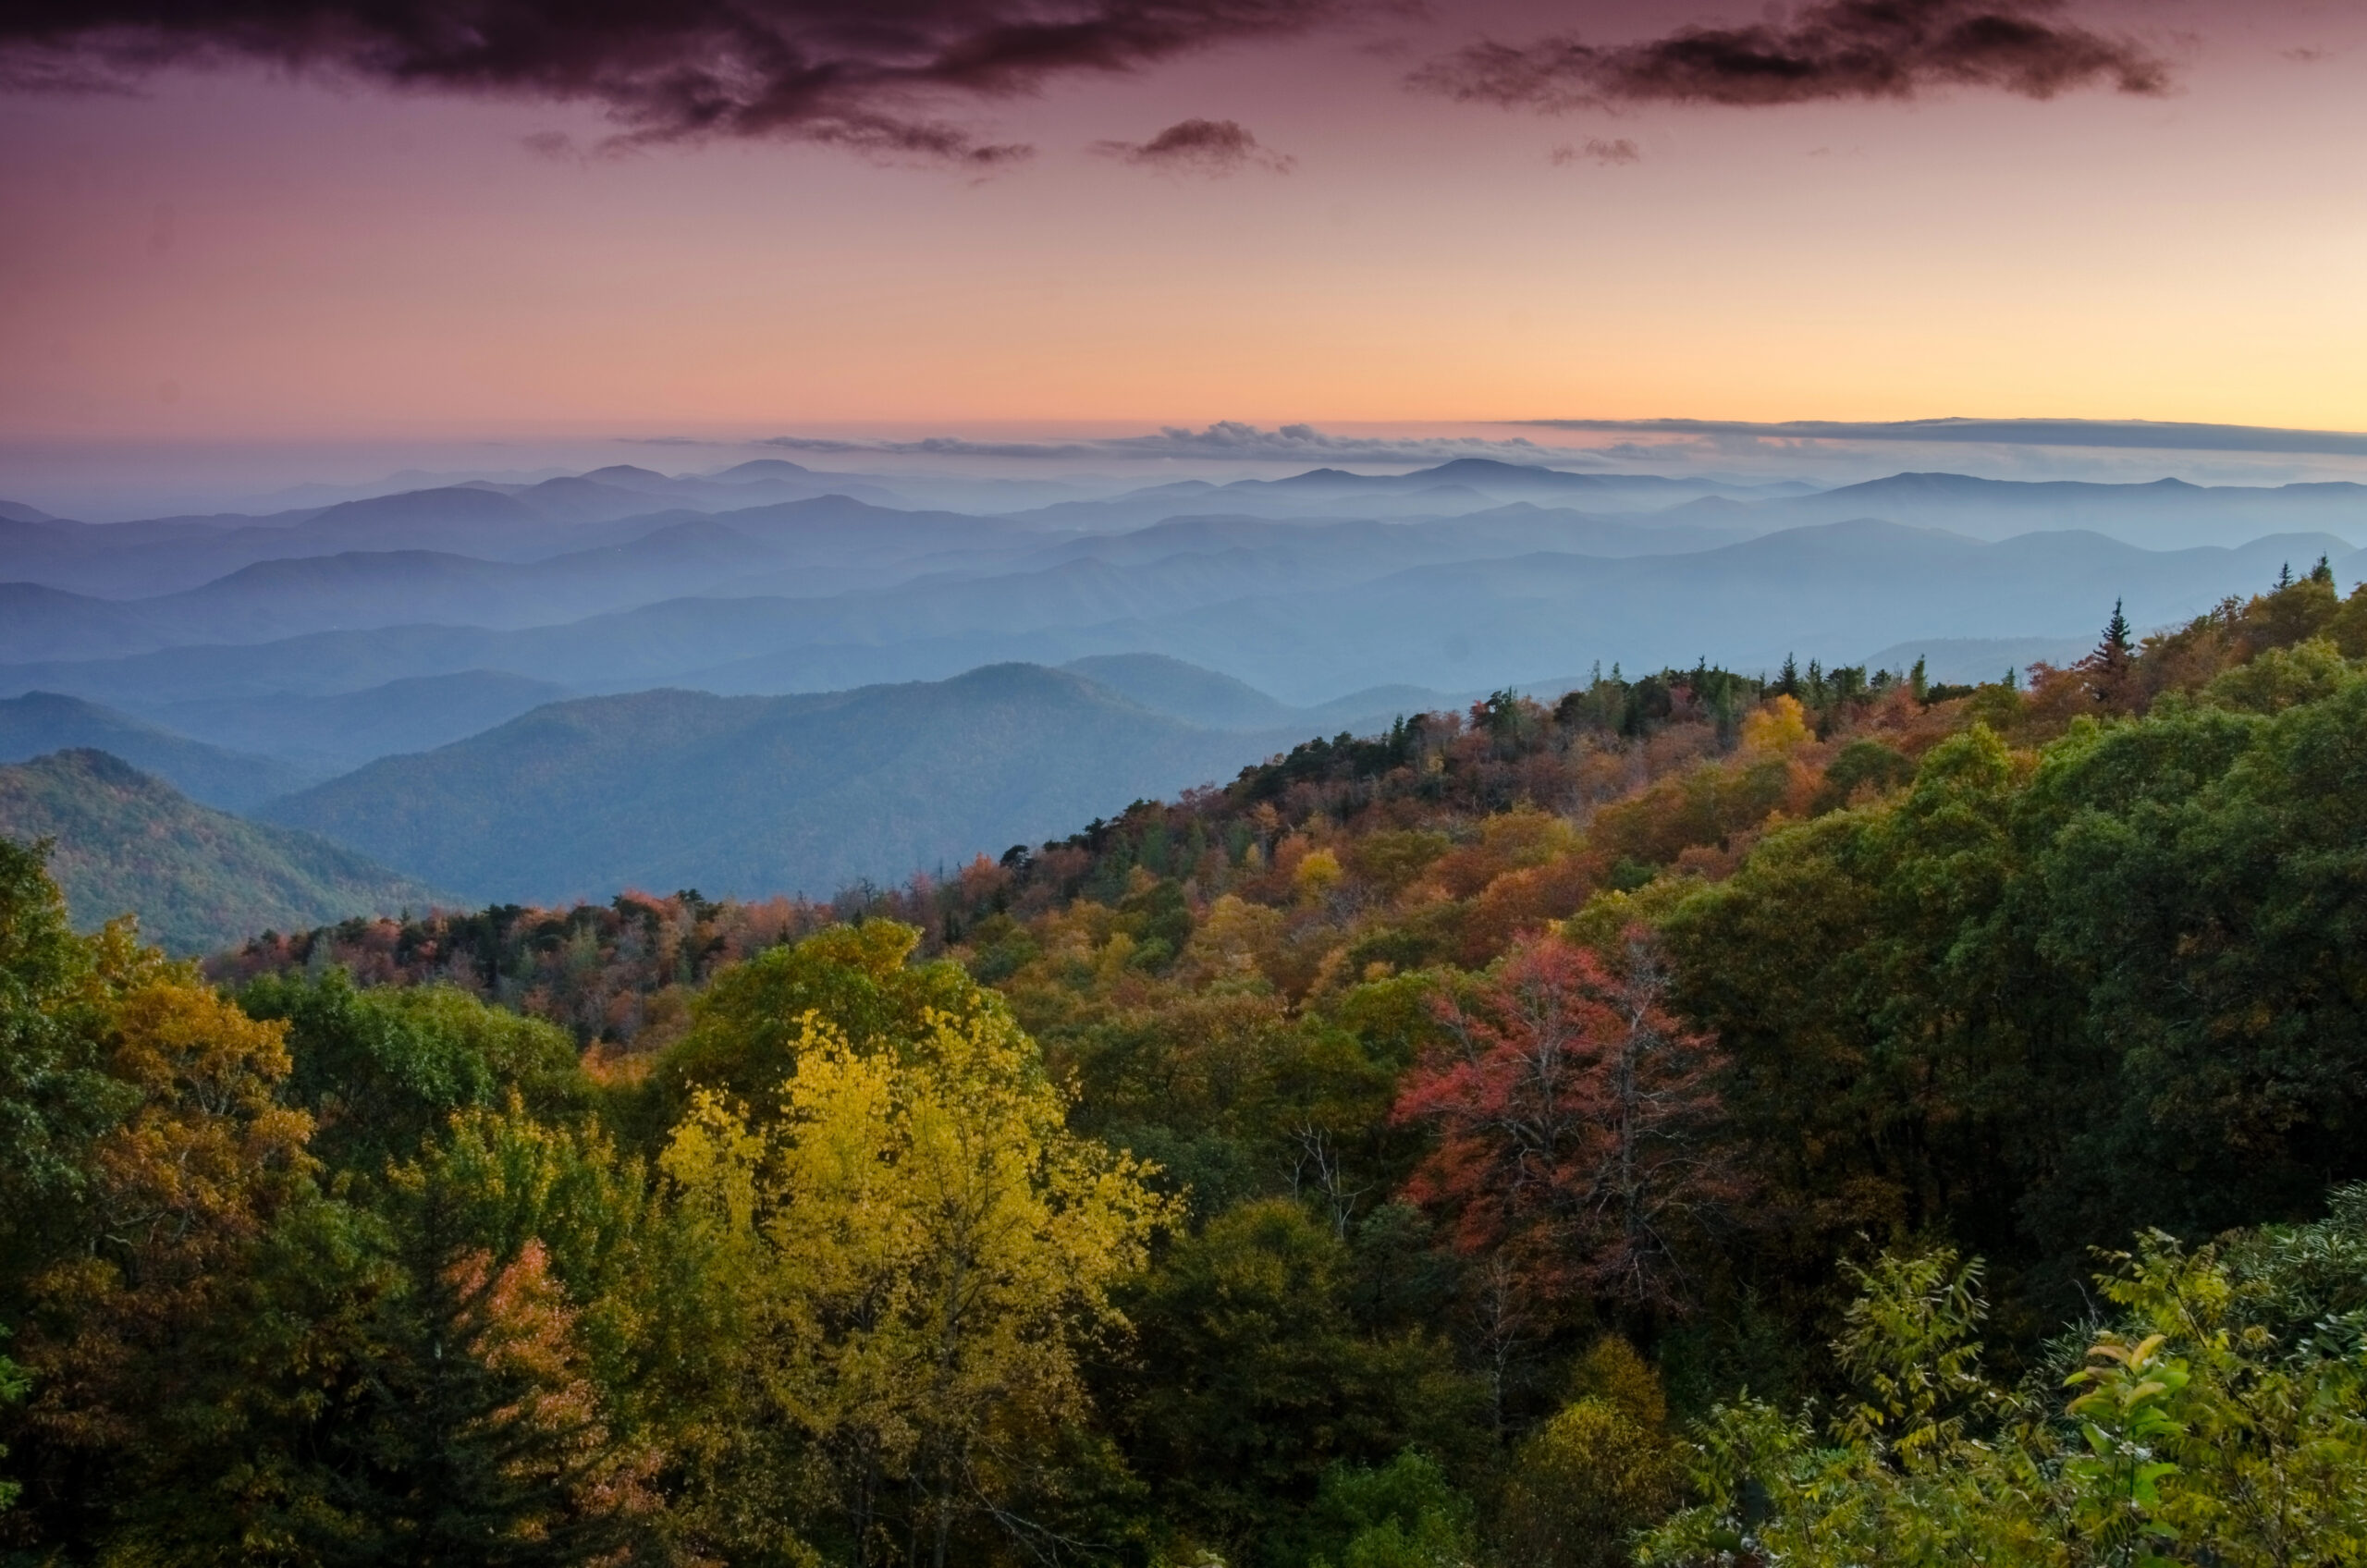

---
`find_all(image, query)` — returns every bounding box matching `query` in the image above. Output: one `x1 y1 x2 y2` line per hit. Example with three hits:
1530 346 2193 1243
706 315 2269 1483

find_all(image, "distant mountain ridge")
134 670 574 778
261 664 1387 902
1708 472 2367 549
5 519 2351 717
0 692 306 809
2 455 2360 779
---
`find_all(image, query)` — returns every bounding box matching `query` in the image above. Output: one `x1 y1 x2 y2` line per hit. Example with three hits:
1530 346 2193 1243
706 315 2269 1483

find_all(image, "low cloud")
762 422 1611 466
1521 417 2367 460
1092 117 1294 174
1551 137 1640 165
0 0 1342 164
1412 0 2171 112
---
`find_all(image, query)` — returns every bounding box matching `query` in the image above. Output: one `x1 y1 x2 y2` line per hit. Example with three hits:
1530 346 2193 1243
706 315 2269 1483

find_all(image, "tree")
396 1237 663 1565
0 839 137 1280
2015 668 2367 1249
1288 1450 1473 1568
1395 934 1740 1317
1641 1208 2367 1568
647 920 989 1133
1659 725 2055 1279
1738 696 1809 757
2082 598 2136 707
239 969 587 1175
1497 1337 1681 1568
1115 1199 1478 1565
661 1004 1174 1568
10 962 316 1550
22 973 313 1429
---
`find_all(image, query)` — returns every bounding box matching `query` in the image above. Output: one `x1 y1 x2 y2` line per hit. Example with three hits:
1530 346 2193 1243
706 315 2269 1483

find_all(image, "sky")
3 0 2365 508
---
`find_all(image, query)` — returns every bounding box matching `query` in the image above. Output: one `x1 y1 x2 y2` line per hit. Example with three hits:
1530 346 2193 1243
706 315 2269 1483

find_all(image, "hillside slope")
0 749 443 952
138 669 572 774
264 664 1317 901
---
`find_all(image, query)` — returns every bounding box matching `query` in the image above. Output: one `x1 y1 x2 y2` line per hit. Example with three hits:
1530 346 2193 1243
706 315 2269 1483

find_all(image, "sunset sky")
3 0 2363 466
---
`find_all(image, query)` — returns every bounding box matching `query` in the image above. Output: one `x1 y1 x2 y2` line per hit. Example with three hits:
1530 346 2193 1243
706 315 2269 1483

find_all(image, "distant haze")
0 442 2359 905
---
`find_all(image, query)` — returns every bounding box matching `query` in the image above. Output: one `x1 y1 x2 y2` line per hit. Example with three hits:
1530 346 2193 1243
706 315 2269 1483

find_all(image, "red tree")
1394 931 1742 1315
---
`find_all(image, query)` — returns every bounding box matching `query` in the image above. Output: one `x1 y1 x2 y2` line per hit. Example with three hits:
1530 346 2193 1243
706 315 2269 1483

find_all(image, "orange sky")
2 0 2362 443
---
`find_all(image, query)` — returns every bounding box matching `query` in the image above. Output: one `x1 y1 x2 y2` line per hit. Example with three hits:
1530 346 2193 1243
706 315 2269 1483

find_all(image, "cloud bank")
1413 0 2170 112
759 422 1609 466
0 0 1343 162
1524 417 2367 459
1551 137 1640 165
1091 116 1294 173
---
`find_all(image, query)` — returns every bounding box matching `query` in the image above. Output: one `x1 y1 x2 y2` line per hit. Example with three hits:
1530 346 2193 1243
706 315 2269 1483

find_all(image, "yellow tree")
662 1005 1177 1568
24 963 314 1455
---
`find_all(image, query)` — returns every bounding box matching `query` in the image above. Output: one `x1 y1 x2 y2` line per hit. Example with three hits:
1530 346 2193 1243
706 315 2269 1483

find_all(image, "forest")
5 561 2367 1566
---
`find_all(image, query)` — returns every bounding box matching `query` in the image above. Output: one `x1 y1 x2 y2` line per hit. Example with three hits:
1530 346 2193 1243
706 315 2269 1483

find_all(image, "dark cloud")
1091 116 1294 172
0 0 1343 163
1522 417 2367 459
1551 136 1639 165
1412 0 2171 112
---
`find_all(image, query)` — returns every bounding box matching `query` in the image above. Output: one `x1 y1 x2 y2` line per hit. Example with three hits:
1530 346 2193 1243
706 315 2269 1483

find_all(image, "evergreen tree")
2085 598 2135 706
2097 598 2132 660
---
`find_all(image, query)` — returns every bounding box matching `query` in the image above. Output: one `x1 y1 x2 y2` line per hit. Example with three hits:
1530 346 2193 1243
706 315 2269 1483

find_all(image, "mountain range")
0 451 2359 931
261 662 1404 903
0 691 306 809
5 515 2344 721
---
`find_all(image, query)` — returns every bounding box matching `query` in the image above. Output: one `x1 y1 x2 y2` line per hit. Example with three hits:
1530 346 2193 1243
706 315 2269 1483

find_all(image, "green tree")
1114 1199 1478 1565
1496 1337 1681 1568
0 839 137 1284
644 921 987 1137
240 968 588 1175
1289 1450 1473 1568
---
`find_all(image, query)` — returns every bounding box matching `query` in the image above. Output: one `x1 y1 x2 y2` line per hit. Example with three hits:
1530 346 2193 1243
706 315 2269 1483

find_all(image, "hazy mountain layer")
262 664 1336 902
134 670 574 776
1686 472 2367 550
0 692 308 810
5 520 2349 717
4 458 2360 784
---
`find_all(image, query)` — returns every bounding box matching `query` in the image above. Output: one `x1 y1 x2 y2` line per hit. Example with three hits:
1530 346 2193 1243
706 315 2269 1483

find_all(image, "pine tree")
2084 598 2135 706
2096 598 2132 664
1778 655 1800 700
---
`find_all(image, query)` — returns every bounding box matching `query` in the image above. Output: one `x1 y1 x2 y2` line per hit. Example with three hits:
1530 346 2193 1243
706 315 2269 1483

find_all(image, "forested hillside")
6 563 2367 1564
260 664 1371 901
0 749 440 953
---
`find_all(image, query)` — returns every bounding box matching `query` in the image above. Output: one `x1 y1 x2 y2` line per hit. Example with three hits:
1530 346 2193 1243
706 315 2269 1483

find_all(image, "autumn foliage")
9 566 2367 1565
1396 933 1740 1316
